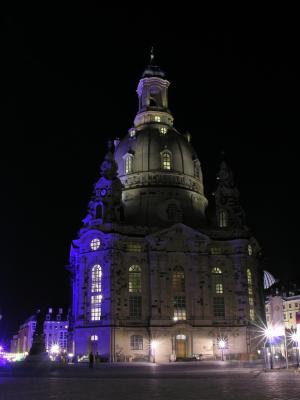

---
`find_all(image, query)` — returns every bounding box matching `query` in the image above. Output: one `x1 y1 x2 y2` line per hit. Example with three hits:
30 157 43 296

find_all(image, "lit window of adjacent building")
129 296 142 319
212 267 223 294
290 313 293 319
154 115 161 122
218 210 228 228
130 335 143 350
160 127 167 134
247 268 255 321
125 154 133 174
90 238 101 251
161 151 172 170
284 313 286 320
129 265 141 293
173 267 185 292
90 264 102 321
173 295 186 320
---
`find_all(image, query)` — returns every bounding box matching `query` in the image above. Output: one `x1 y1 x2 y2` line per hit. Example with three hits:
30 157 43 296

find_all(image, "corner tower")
114 53 208 227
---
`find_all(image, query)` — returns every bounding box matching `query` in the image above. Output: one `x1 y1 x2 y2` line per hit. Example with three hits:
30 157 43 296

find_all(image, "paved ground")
1 361 300 400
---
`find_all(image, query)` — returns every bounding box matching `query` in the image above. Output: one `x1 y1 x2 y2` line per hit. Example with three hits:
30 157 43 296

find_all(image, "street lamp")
150 340 158 363
50 344 60 361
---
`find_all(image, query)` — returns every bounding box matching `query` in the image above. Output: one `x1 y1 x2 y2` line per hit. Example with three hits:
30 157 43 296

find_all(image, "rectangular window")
218 210 228 228
129 296 142 318
130 335 143 350
125 242 142 252
296 303 298 307
289 304 291 308
284 313 286 319
249 297 254 306
290 313 293 319
91 294 102 321
173 295 186 320
213 297 225 318
249 308 255 321
210 247 222 255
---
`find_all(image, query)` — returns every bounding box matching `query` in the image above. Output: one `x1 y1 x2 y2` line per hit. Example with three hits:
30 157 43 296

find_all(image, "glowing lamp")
218 340 226 349
50 344 60 354
151 340 158 350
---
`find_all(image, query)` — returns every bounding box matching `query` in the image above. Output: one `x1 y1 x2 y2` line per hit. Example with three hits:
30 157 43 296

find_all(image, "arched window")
173 267 185 292
130 335 143 350
248 244 253 256
212 267 223 294
92 265 102 293
129 265 141 293
90 265 102 321
161 151 172 170
194 160 200 178
218 210 228 228
125 154 133 174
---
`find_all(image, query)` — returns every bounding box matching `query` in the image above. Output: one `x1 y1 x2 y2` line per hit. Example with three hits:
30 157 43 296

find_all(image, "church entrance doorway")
175 334 187 358
88 335 99 354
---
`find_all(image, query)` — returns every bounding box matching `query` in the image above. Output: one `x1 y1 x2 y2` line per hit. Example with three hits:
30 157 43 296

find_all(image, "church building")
68 55 265 362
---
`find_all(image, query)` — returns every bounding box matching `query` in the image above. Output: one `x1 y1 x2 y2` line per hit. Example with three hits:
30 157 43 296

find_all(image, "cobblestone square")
1 362 300 400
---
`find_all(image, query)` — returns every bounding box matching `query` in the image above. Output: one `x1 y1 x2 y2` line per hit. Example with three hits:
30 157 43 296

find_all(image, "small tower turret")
83 141 123 225
214 160 246 229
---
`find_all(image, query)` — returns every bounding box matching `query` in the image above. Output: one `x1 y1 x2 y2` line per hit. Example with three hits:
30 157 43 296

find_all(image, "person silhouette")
88 352 94 368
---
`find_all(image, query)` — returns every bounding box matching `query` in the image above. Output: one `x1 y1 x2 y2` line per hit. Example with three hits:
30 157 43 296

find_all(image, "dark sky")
1 8 299 346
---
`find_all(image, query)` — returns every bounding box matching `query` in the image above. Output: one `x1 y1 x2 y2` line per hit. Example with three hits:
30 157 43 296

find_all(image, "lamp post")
264 327 274 369
291 333 299 368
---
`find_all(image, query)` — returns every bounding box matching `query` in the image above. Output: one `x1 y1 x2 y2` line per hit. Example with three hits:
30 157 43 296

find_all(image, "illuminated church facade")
68 56 265 362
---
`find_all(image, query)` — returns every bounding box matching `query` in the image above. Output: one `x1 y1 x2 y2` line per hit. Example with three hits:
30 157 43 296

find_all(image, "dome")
264 270 277 289
115 126 199 178
114 125 207 228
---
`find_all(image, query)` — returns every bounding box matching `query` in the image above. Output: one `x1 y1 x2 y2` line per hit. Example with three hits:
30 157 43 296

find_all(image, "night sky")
1 9 299 346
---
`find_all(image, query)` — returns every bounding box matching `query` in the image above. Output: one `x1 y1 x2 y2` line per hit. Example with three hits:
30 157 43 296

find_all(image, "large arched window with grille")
161 151 172 170
90 265 102 321
172 266 185 292
173 266 186 320
212 267 223 294
212 267 225 318
129 265 141 293
129 265 142 319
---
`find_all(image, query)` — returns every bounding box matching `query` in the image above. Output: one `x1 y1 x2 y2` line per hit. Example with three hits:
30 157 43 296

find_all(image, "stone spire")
82 141 123 225
214 160 246 228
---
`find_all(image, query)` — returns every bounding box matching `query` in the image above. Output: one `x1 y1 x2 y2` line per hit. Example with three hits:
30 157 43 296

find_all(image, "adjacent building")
266 295 300 331
10 308 69 354
68 55 265 362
